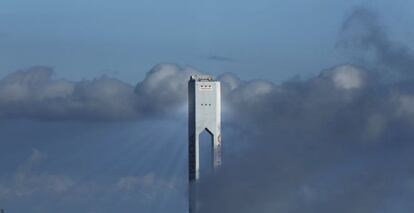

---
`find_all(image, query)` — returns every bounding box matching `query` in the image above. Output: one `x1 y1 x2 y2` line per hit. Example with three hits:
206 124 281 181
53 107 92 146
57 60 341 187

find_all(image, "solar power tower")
188 75 222 213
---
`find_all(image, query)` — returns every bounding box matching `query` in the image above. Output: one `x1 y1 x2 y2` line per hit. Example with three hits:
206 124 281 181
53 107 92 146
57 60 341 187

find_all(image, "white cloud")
331 65 366 90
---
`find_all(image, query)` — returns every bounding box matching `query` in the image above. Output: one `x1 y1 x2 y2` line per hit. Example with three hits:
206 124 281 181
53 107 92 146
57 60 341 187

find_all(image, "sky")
1 0 414 82
1 1 414 213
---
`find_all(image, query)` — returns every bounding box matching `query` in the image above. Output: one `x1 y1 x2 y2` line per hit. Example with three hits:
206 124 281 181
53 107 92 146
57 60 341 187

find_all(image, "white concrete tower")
188 75 221 213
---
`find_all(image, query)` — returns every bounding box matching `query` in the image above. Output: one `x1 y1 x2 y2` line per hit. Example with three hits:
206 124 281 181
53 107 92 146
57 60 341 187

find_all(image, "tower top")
190 75 215 82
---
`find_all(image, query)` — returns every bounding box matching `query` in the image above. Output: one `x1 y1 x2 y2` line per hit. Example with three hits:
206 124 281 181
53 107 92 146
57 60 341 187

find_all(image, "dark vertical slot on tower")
199 128 214 178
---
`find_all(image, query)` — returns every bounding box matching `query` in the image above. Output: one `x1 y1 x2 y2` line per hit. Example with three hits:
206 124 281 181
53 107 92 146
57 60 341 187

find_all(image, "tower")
188 75 221 213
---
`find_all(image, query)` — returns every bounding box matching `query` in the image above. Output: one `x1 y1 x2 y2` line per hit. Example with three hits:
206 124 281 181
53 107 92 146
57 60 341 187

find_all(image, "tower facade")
188 75 221 213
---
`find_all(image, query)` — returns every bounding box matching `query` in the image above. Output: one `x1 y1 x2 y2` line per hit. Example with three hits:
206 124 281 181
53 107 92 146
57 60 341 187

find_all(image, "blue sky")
2 1 414 213
2 0 413 82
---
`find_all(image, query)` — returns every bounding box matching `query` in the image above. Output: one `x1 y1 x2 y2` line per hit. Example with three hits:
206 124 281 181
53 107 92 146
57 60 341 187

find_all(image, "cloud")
0 66 135 121
0 149 74 198
2 62 414 212
0 149 178 207
1 61 414 212
194 61 414 213
0 64 198 121
134 63 199 116
325 64 367 90
338 6 414 78
115 174 157 192
114 173 176 201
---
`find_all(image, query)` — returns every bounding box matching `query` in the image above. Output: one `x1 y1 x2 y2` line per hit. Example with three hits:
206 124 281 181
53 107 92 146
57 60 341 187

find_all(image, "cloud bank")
0 64 198 121
197 62 414 212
